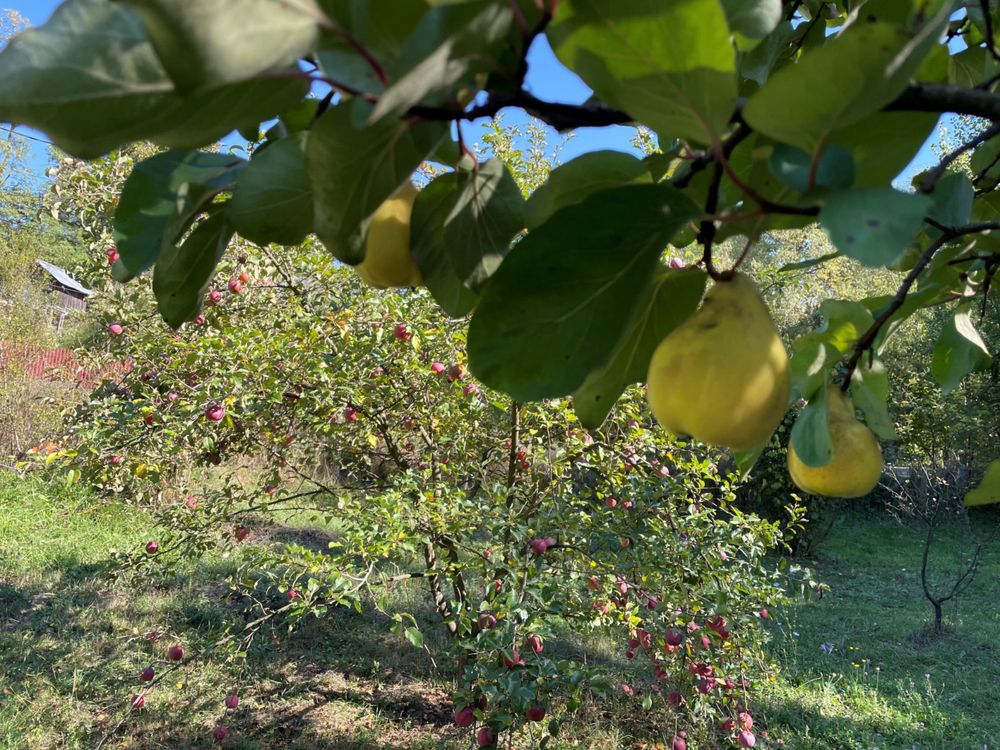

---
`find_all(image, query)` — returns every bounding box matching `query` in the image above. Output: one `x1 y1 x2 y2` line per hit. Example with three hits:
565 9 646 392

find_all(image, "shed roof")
35 259 92 297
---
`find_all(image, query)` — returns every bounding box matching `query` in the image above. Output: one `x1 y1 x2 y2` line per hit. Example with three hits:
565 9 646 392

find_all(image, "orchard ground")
0 474 997 750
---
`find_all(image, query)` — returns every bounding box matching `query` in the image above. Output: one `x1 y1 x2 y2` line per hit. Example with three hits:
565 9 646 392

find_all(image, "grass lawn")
1 473 998 749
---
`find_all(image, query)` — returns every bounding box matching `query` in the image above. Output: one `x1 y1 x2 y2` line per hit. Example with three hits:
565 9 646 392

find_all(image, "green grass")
759 509 1000 750
1 474 998 749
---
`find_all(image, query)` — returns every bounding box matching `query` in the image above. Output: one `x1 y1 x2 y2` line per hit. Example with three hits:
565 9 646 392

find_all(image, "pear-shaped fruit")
646 272 790 451
787 387 883 498
356 181 422 288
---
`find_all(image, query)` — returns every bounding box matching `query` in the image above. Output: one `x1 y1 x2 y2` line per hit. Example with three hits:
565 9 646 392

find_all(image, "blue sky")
6 0 940 187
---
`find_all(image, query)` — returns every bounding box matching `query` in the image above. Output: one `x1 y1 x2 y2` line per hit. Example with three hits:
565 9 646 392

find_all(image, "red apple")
476 727 494 747
447 363 464 381
525 705 545 722
108 323 123 336
194 314 206 325
738 711 753 730
131 694 146 709
393 323 411 341
167 644 184 661
671 736 686 750
604 497 617 508
212 725 228 742
529 538 549 555
620 683 633 697
430 362 446 375
234 526 250 542
184 495 198 509
720 718 735 731
759 608 769 619
738 730 756 748
669 257 686 269
207 290 223 306
143 414 154 426
287 588 300 600
205 404 226 422
665 628 683 647
502 649 524 668
478 613 497 630
238 272 250 284
343 406 358 422
525 635 543 654
587 576 600 590
667 691 684 707
454 706 475 727
225 693 239 710
139 666 155 682
145 540 159 554
107 247 120 264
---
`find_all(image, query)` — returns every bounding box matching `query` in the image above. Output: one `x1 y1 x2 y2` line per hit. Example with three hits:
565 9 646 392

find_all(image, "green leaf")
404 626 424 648
118 0 319 89
817 299 875 354
444 159 525 290
316 1 429 96
369 1 512 122
789 339 837 402
548 0 737 145
307 101 447 263
768 143 855 193
114 150 244 279
739 19 799 86
925 171 974 228
721 0 781 43
931 303 992 394
573 268 708 428
743 16 949 152
849 359 895 440
790 389 834 468
152 211 234 328
525 151 650 230
468 184 700 401
411 175 480 318
819 188 933 267
228 133 314 246
829 112 939 188
0 0 310 158
965 460 1000 507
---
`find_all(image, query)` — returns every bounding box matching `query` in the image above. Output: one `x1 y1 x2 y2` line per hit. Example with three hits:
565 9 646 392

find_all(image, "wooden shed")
34 259 92 331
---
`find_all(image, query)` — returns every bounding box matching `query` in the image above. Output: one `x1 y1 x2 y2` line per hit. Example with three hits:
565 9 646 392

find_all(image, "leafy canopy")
3 0 999 497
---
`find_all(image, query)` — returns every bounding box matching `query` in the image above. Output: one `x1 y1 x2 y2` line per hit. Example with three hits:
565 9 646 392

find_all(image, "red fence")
0 345 130 388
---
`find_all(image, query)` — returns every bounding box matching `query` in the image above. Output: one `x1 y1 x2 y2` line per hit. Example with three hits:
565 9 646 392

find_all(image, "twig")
919 121 1000 195
698 163 725 281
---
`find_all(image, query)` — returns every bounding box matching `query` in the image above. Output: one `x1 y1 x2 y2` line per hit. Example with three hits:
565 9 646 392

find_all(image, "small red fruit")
139 666 155 682
205 404 226 422
287 588 300 600
234 526 250 542
145 540 159 554
478 613 497 630
430 362 446 375
529 538 549 555
108 323 123 336
587 576 600 590
671 736 686 750
604 497 617 508
194 314 206 325
343 406 358 422
107 247 120 264
131 694 146 709
393 323 411 341
454 706 475 727
224 693 239 710
238 272 250 284
669 257 686 269
738 730 756 748
665 627 683 647
502 649 524 668
525 705 545 722
184 495 198 509
167 644 184 661
212 724 228 742
525 634 543 654
620 683 633 697
476 727 494 747
447 363 465 381
228 278 243 294
207 289 223 305
143 414 154 426
759 608 770 619
667 691 684 706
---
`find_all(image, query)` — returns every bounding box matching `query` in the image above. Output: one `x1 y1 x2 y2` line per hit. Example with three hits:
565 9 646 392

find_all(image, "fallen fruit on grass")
225 693 239 710
139 666 155 682
476 727 494 747
212 724 228 742
167 644 184 661
525 705 546 722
